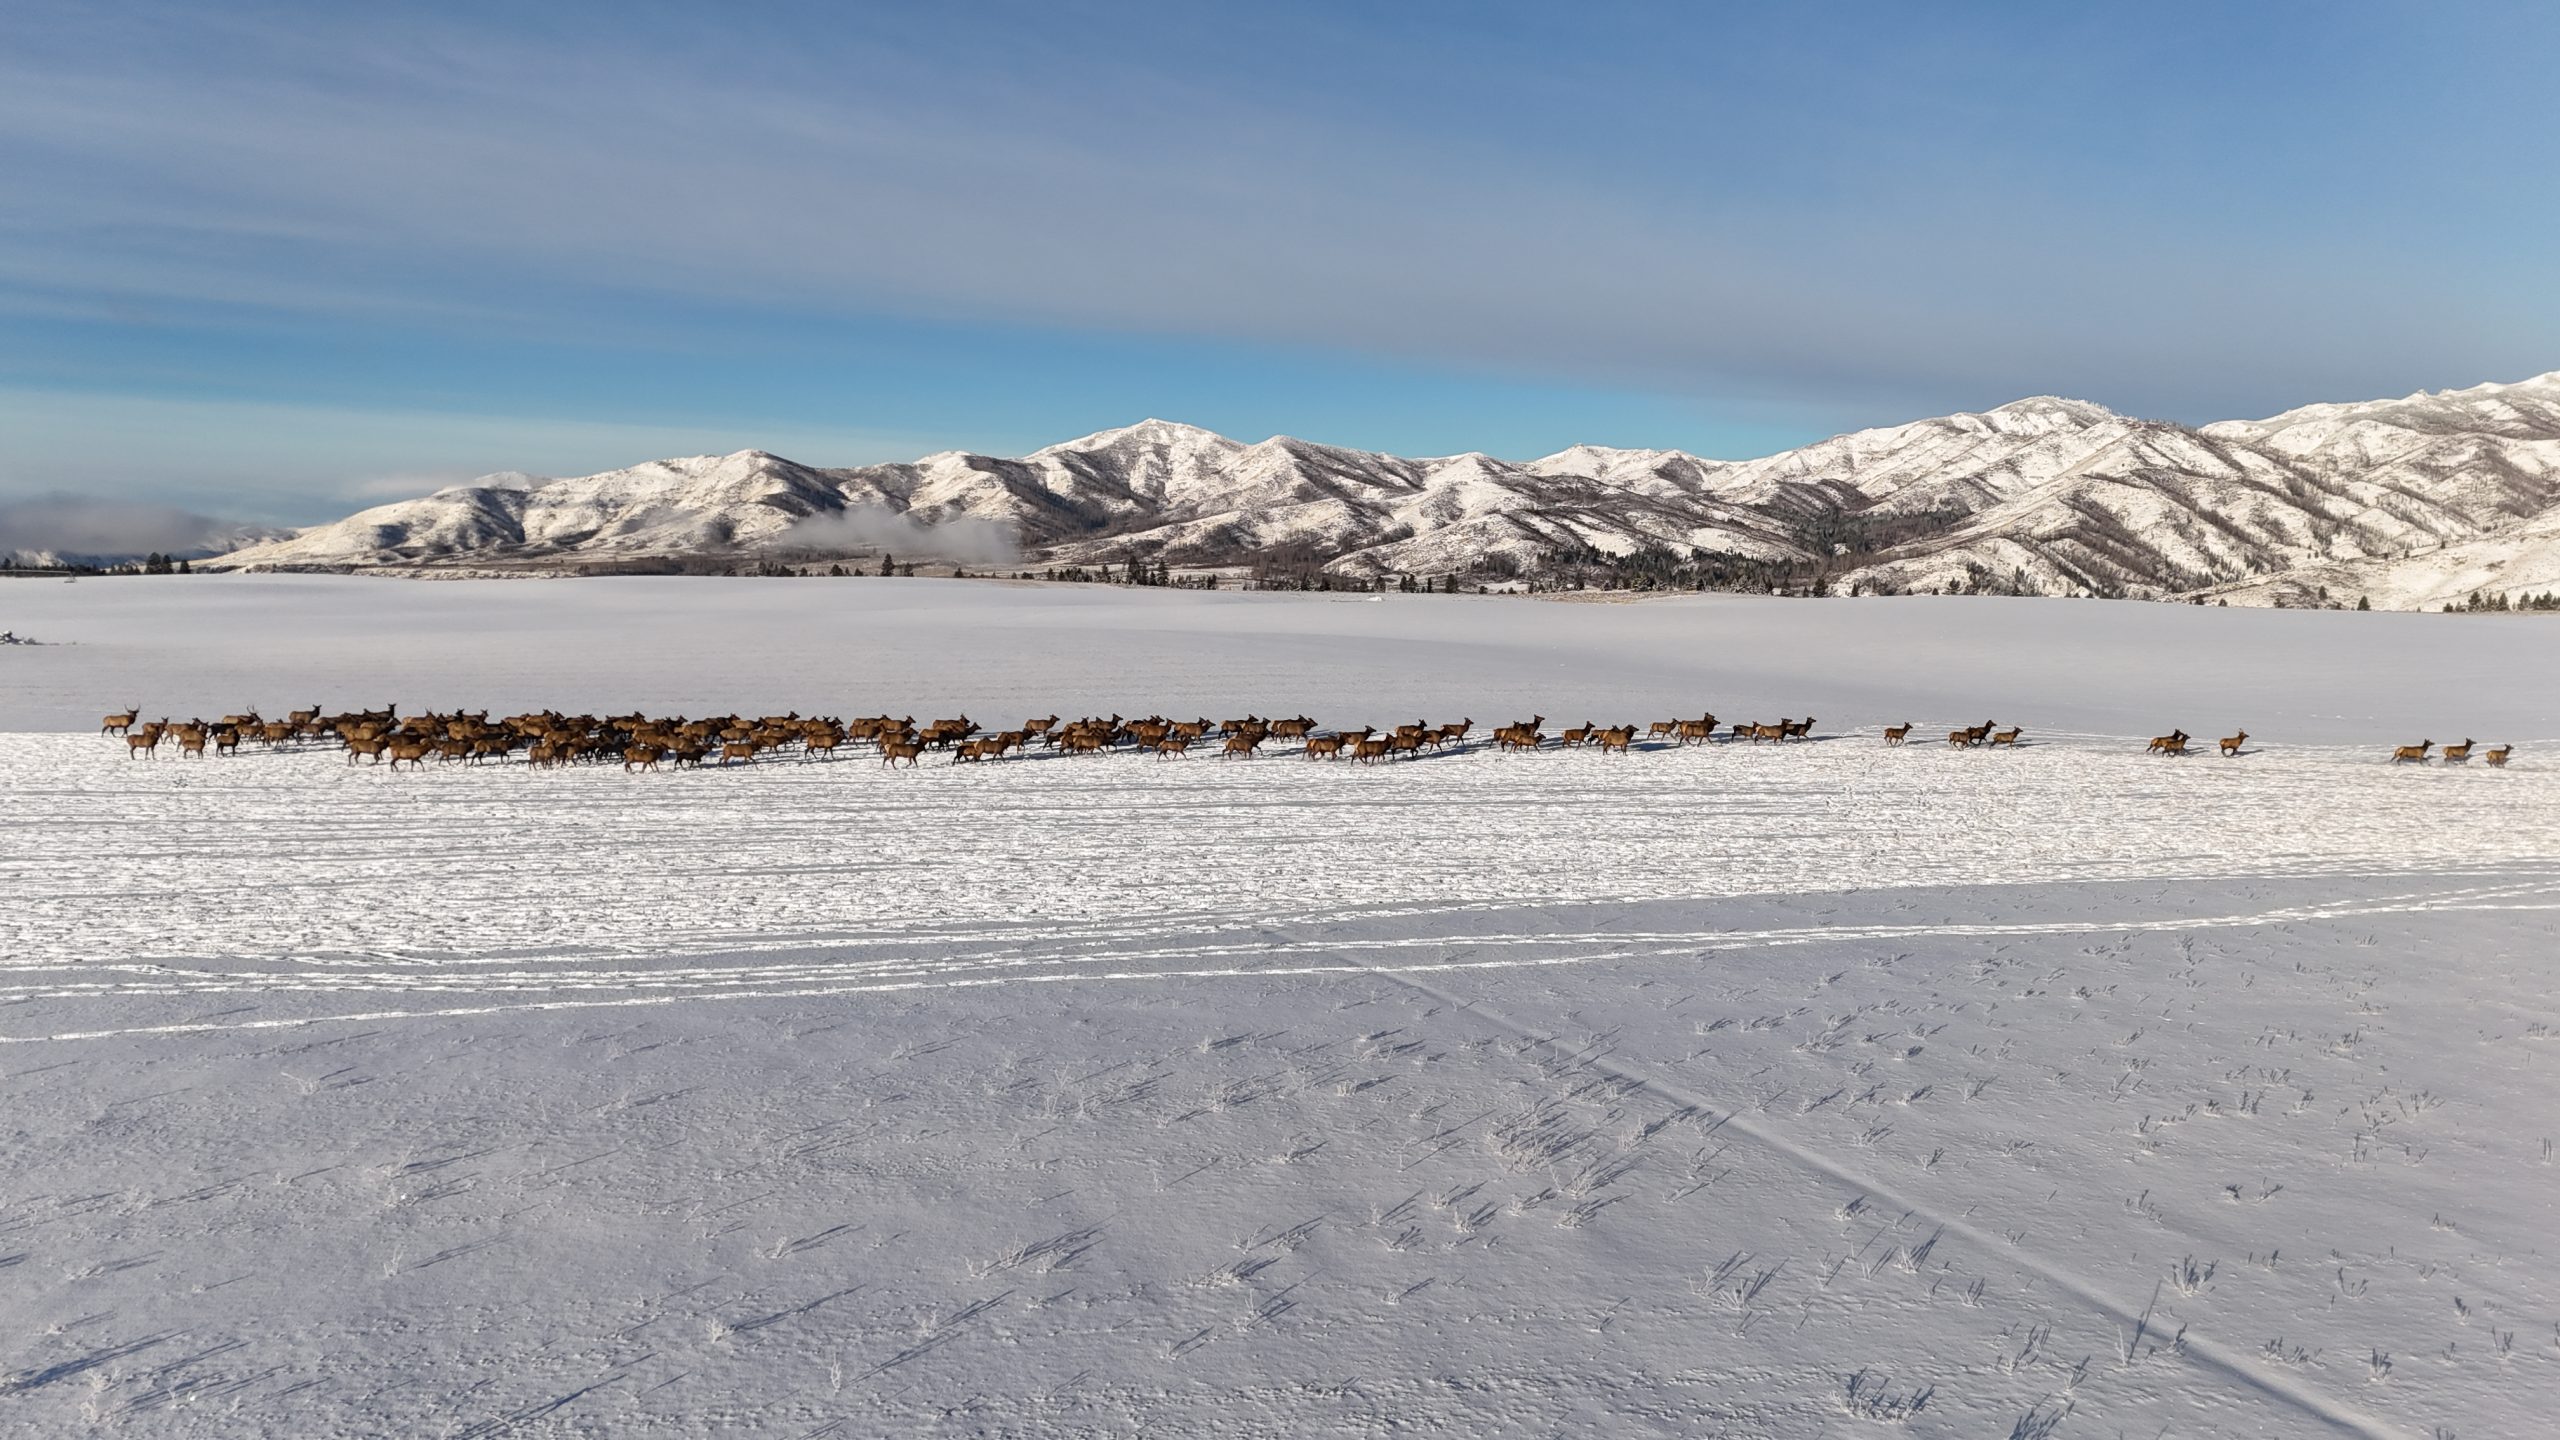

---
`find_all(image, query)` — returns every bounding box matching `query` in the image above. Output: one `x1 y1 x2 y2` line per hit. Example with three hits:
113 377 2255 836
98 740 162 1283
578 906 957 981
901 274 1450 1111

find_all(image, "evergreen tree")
878 552 895 577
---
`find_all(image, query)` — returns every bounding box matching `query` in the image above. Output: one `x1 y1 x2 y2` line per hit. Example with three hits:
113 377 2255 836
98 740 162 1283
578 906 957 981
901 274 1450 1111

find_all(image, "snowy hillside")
210 373 2560 608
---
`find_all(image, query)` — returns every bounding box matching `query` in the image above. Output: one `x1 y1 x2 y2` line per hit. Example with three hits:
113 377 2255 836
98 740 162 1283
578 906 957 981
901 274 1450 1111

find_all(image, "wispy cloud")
0 3 2552 510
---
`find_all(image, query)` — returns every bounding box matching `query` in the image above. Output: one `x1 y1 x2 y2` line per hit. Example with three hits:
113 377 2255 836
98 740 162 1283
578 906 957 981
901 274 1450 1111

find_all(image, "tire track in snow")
4 875 2549 1047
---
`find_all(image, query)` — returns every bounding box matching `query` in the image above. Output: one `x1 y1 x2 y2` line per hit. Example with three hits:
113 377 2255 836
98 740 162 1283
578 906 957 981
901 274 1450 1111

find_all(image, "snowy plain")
4 576 2558 1437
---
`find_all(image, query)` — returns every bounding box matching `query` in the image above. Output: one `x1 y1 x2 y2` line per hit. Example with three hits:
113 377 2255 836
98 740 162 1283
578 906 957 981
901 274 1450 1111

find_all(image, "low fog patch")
776 506 1019 566
0 493 259 565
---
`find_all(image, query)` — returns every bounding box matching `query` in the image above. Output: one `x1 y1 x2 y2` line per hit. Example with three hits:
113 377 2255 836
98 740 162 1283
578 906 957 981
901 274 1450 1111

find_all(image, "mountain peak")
1982 395 2119 425
1035 418 1242 456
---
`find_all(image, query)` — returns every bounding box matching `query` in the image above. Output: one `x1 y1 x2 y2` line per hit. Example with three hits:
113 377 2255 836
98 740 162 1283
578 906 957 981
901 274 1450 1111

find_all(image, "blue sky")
2 1 2553 523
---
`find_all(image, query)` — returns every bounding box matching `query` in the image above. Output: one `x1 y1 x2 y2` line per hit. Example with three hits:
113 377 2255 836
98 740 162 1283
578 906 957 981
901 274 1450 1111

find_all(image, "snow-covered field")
5 577 2558 1436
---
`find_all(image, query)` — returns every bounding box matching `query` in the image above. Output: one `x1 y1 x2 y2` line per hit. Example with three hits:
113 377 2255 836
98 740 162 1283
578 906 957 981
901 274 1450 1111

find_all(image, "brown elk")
1988 726 2022 747
623 744 664 773
2485 745 2512 767
1677 714 1718 745
101 706 141 735
385 738 432 770
1222 732 1262 759
1558 721 1598 747
1154 736 1191 759
2390 739 2432 764
1352 736 1392 764
125 728 162 758
1304 734 1346 760
345 734 389 765
803 731 842 761
174 724 209 759
1596 725 1636 756
880 740 924 767
720 740 758 766
1750 721 1788 743
1783 717 1815 741
1647 720 1680 741
1950 720 1995 748
2218 730 2248 757
1269 716 1317 741
1432 719 1471 747
2145 729 2188 755
213 727 244 757
2440 738 2476 764
1882 722 1913 746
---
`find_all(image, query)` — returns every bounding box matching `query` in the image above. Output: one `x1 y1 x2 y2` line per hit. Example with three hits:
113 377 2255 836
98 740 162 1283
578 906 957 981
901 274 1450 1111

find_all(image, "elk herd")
95 704 2514 771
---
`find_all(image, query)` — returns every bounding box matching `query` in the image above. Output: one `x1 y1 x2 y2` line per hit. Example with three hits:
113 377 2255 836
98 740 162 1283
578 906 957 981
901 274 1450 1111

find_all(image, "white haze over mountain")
777 508 1019 567
0 494 282 567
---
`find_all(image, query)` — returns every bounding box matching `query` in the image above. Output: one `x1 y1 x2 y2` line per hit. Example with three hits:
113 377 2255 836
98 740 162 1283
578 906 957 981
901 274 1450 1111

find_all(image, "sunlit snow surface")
4 578 2557 1437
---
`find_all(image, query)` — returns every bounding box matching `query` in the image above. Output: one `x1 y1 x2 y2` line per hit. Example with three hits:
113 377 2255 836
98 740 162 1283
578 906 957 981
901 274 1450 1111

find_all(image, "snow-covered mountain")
211 373 2560 608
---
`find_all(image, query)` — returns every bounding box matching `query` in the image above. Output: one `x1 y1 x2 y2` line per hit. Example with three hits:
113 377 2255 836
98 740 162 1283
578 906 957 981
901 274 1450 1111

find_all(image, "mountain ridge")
208 374 2560 609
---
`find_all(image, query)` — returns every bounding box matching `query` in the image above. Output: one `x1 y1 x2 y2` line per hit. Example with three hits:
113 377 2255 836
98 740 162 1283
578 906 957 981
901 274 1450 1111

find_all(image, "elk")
1558 721 1598 748
1988 726 2022 747
719 740 757 766
880 739 924 767
101 706 140 735
213 727 243 757
803 731 841 761
1783 717 1815 741
2145 729 2188 755
1154 736 1191 759
1221 732 1262 759
174 724 209 759
1432 719 1472 747
125 728 162 758
1949 720 1995 748
1352 736 1392 764
1677 714 1718 745
2391 739 2432 764
345 734 388 765
2440 738 2476 764
1647 720 1680 741
1595 725 1636 755
1750 721 1788 743
384 738 432 770
2218 730 2248 757
1304 734 1346 760
623 744 664 773
1882 722 1913 746
2485 745 2513 767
